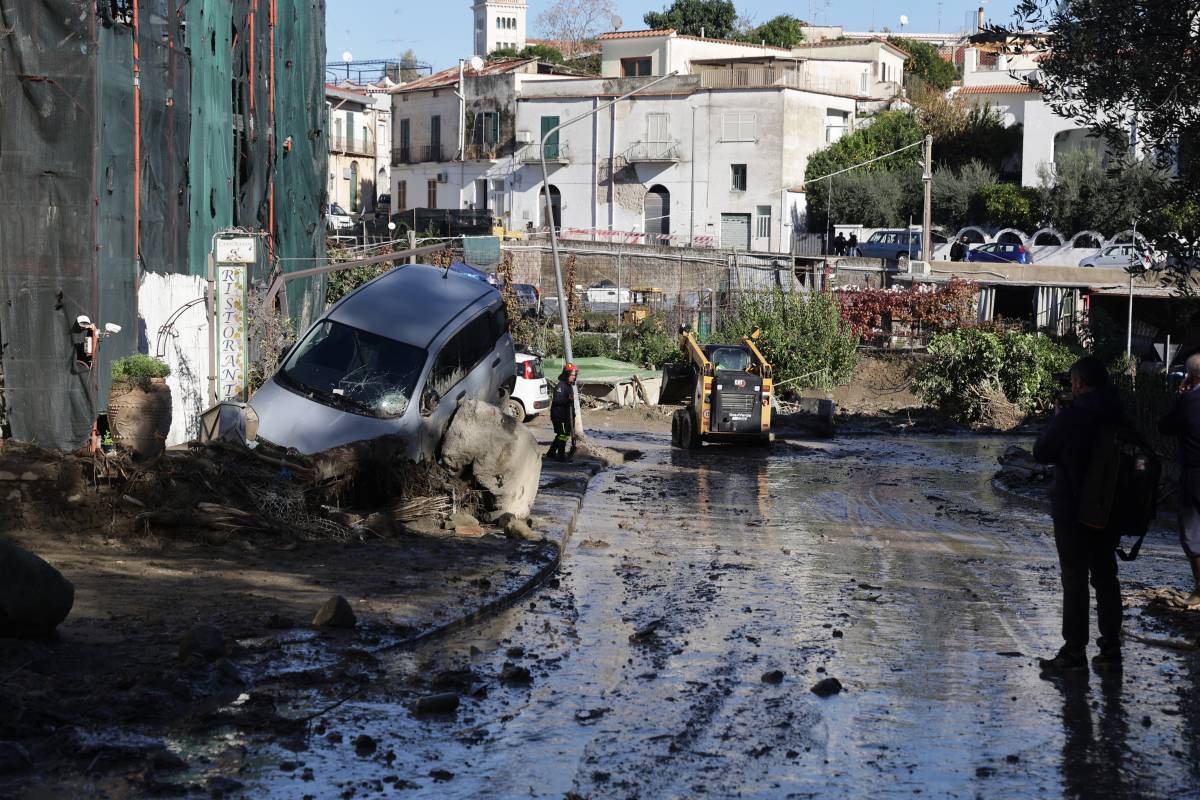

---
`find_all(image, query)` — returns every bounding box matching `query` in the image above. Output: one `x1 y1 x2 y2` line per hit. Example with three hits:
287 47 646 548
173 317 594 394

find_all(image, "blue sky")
325 0 1018 72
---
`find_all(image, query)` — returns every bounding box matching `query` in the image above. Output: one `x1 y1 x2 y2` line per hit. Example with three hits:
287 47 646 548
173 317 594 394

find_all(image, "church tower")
473 0 528 57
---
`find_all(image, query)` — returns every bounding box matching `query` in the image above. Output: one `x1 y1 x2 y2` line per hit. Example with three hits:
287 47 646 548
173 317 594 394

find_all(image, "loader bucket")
658 364 695 406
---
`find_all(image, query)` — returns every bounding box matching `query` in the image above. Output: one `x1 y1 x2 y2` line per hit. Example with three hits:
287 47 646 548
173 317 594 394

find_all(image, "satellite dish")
899 14 909 26
609 14 622 30
469 55 485 71
341 50 353 63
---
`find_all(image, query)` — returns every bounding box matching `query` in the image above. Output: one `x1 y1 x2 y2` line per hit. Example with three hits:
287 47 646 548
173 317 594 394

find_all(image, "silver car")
251 264 516 458
1078 244 1151 269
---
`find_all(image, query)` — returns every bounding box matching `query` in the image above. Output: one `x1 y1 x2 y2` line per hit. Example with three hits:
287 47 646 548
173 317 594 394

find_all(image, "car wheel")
503 397 526 422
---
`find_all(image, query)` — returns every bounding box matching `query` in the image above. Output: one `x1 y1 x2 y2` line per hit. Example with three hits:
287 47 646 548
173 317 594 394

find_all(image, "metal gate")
645 186 669 238
721 213 751 250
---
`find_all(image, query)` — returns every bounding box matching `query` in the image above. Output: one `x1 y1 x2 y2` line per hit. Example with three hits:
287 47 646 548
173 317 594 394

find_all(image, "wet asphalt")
238 434 1200 799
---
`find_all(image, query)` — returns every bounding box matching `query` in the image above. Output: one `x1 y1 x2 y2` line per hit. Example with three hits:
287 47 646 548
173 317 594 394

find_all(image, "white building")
325 84 379 213
473 0 527 57
388 52 858 251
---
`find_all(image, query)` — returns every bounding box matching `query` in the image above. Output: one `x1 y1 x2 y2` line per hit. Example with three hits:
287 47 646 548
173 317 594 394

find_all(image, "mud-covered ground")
111 427 1194 800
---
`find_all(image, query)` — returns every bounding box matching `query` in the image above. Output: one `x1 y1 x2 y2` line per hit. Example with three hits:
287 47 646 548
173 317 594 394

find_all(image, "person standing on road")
1158 353 1200 608
547 363 578 462
1033 356 1127 675
950 235 968 262
847 233 858 256
834 232 847 256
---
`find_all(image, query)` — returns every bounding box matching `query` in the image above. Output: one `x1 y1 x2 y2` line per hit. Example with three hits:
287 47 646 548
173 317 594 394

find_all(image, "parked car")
1078 243 1153 269
374 193 391 221
965 242 1033 264
852 229 949 261
326 202 355 231
512 284 542 317
507 352 549 421
250 264 516 459
585 280 632 305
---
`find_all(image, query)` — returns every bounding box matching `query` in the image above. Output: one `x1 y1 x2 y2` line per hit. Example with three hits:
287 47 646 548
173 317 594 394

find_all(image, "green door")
541 116 560 159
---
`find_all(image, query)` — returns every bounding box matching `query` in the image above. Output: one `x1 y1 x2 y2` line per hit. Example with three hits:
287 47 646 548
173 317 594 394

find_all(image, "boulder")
178 624 227 662
503 518 539 542
440 400 541 519
0 540 74 637
313 595 357 628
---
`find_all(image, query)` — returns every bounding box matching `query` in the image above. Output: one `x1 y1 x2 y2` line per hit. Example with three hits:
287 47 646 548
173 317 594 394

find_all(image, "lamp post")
539 71 680 437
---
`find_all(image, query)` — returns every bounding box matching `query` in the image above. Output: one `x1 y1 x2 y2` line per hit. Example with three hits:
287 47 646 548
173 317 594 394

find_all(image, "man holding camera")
1158 353 1200 608
1033 356 1126 674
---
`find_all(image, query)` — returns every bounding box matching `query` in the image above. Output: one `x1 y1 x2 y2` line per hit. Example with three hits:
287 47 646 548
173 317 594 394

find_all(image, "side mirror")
420 387 440 416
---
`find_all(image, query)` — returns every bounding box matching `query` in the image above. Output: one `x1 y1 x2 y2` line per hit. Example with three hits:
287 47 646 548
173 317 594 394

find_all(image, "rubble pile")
995 445 1052 485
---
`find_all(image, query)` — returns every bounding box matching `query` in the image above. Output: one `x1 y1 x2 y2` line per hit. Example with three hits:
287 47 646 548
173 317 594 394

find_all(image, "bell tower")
473 0 528 57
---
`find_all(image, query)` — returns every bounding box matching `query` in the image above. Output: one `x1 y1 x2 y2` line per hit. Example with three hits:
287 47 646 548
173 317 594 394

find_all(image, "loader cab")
705 345 753 374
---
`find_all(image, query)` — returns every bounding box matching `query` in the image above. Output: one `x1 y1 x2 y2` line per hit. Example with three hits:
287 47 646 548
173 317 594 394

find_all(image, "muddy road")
226 435 1200 798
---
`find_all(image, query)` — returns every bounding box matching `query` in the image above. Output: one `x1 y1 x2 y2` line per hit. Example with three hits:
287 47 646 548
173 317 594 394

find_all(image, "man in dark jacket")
546 363 578 462
949 235 968 262
1033 356 1126 674
1159 353 1200 608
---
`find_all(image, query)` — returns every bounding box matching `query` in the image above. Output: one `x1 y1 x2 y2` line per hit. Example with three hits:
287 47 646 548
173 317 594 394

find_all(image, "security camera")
104 322 122 334
76 315 93 328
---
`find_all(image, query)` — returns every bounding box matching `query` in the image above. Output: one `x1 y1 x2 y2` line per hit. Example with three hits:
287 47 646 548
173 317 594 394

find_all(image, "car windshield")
330 203 347 216
277 320 426 419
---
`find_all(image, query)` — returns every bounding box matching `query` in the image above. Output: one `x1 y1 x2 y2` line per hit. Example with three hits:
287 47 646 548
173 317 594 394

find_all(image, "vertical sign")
216 265 248 401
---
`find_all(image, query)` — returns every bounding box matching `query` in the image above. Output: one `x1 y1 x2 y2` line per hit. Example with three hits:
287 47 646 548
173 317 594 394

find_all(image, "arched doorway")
349 161 360 212
644 185 670 240
539 185 562 230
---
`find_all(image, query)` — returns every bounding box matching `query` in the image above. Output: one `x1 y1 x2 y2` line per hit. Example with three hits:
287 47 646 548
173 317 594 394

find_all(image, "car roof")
515 352 537 362
327 264 498 349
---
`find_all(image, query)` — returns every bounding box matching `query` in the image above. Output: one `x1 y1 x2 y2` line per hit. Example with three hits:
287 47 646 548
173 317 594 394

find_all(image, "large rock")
0 540 74 637
440 400 541 519
313 595 357 628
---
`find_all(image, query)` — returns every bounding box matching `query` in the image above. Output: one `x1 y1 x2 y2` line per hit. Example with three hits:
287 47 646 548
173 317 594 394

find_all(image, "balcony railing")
696 65 861 97
519 142 570 164
464 143 502 161
624 140 681 163
391 144 446 165
329 131 376 156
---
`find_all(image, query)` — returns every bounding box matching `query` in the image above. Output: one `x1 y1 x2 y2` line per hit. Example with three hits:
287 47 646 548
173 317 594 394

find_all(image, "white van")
250 264 516 459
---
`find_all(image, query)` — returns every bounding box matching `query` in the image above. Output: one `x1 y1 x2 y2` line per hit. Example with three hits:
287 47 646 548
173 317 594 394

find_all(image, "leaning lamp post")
539 70 680 438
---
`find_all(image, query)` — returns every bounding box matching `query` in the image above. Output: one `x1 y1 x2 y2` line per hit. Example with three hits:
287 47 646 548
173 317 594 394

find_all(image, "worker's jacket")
550 381 575 425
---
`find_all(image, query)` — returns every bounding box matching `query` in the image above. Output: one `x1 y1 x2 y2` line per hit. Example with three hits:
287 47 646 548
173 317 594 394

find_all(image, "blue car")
965 243 1032 264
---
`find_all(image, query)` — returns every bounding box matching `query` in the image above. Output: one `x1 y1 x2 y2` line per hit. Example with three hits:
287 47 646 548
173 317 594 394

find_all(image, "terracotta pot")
108 378 172 459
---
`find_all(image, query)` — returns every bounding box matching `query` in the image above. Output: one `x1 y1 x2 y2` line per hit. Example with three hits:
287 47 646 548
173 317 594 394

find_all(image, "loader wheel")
678 410 702 449
671 409 684 447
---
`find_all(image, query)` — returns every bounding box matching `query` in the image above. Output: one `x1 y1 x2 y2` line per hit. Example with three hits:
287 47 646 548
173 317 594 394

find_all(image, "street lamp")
538 70 681 438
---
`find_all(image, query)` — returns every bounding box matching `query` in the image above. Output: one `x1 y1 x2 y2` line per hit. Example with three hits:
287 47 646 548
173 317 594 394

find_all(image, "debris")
629 618 664 644
313 596 357 629
574 707 609 722
413 693 461 716
505 646 525 658
440 400 541 519
500 664 532 685
761 669 785 684
178 624 227 663
504 517 539 541
810 677 843 697
429 768 455 782
0 741 31 775
354 734 377 756
0 540 74 637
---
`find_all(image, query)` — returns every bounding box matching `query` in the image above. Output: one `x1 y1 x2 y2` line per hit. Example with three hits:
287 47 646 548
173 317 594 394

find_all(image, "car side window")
869 232 885 243
429 312 491 397
489 302 508 342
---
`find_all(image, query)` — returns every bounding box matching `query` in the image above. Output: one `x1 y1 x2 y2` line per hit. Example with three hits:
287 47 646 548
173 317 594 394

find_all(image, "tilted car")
250 264 515 459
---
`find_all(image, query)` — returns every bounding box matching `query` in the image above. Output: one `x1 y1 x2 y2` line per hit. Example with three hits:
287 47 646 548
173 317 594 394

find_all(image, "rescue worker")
547 363 578 462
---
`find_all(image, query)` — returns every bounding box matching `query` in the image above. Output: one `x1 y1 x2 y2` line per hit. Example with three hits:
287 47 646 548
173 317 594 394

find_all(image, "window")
647 113 669 142
430 114 441 157
722 112 756 142
427 179 437 209
473 111 500 145
730 164 747 192
397 180 407 211
621 57 652 77
333 117 343 147
475 178 489 211
429 311 496 397
398 118 410 162
346 110 356 149
756 206 771 239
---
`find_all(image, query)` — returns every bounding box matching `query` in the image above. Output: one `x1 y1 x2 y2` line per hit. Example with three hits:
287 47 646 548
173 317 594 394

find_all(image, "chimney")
977 6 985 33
964 47 979 75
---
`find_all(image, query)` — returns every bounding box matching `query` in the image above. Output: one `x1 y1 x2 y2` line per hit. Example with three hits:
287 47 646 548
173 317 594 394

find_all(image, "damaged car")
250 264 516 459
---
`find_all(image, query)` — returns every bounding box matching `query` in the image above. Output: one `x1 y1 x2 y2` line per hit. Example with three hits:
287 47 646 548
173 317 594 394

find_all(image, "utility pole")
539 71 680 438
921 134 933 263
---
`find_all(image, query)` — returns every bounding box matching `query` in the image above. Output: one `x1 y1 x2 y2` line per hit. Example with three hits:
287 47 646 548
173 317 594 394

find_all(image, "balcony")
696 65 861 97
391 144 447 165
519 142 570 165
329 130 376 156
464 143 503 161
624 140 681 163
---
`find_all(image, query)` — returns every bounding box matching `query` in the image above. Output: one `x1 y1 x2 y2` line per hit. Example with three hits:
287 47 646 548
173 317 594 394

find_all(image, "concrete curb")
378 458 603 652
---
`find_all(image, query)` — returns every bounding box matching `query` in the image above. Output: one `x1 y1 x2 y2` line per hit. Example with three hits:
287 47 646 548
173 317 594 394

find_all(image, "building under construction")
0 0 328 449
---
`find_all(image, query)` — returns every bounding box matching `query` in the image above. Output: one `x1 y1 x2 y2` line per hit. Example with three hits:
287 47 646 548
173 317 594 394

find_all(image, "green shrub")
111 354 171 390
571 333 617 359
719 290 859 390
912 329 1076 422
619 324 680 368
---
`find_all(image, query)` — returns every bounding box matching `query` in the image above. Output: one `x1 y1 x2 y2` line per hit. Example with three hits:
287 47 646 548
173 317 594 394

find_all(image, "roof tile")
956 83 1039 94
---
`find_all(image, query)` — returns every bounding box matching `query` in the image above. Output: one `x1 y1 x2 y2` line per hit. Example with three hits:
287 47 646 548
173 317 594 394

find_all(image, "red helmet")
563 362 578 373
